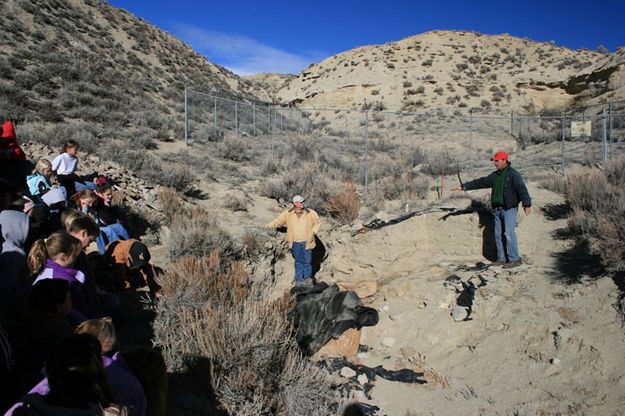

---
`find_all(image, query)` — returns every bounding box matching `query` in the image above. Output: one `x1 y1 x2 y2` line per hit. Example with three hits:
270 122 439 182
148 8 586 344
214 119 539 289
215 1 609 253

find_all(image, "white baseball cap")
292 195 305 203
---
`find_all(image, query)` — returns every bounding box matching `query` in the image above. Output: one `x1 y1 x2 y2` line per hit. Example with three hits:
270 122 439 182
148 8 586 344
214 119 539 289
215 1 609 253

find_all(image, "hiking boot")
502 260 522 269
491 260 507 267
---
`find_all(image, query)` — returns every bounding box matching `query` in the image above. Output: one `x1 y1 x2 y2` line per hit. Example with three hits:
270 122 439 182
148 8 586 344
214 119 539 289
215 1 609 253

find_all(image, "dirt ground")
145 139 625 415
266 184 625 415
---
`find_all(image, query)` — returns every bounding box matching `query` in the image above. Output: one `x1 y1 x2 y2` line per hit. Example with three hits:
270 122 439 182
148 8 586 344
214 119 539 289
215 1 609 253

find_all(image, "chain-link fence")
183 86 625 191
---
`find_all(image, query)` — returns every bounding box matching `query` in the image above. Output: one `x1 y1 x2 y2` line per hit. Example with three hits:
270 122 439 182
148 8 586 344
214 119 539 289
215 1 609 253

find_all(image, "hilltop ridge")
273 30 623 115
0 0 266 138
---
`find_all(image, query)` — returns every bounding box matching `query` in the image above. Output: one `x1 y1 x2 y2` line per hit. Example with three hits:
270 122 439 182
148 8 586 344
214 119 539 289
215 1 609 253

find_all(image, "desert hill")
2 3 624 415
275 30 623 116
0 0 266 139
245 73 295 100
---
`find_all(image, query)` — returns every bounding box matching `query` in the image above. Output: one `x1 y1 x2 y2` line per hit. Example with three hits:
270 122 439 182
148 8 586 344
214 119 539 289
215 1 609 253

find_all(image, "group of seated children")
0 121 165 415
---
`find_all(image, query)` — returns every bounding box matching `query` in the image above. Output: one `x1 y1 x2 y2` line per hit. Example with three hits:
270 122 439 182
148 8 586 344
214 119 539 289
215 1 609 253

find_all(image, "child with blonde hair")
26 158 55 197
28 232 96 323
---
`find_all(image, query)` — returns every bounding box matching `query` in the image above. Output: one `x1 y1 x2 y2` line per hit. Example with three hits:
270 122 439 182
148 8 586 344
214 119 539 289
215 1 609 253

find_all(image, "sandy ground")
302 184 625 415
151 138 625 415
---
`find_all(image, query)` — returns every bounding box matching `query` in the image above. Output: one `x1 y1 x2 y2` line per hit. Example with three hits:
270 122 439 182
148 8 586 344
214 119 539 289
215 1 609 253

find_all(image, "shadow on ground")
541 202 572 221
167 358 225 416
115 291 156 349
548 240 604 284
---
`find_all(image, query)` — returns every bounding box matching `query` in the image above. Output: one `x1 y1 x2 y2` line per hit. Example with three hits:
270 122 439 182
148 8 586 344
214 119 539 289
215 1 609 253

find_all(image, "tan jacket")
268 208 320 250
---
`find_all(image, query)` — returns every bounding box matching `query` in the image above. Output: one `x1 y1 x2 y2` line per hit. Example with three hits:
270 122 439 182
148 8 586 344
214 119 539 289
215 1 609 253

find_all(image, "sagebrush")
566 157 625 272
153 253 338 415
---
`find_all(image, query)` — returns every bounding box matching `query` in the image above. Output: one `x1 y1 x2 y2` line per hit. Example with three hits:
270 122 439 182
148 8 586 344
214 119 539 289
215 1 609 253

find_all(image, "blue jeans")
292 241 312 281
96 223 130 254
493 207 520 262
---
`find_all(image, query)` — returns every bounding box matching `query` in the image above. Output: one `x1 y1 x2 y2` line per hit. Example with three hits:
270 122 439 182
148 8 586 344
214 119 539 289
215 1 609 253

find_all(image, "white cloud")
171 24 326 75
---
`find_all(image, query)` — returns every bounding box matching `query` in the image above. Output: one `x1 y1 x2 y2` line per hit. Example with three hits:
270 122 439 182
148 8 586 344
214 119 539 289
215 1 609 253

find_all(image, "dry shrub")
242 229 271 260
154 165 194 191
538 174 567 194
290 138 317 162
157 186 181 223
566 157 625 272
153 253 337 415
400 348 450 389
223 192 248 212
421 149 461 176
374 172 429 201
220 138 249 161
325 182 361 225
259 161 338 214
168 207 240 262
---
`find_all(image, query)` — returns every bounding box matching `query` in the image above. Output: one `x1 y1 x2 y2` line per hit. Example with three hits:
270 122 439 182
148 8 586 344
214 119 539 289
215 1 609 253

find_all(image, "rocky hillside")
0 0 265 140
276 30 622 115
245 73 295 100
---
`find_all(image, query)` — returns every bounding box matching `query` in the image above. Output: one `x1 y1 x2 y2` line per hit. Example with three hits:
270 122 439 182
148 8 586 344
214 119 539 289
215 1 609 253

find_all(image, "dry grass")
223 192 248 212
157 187 182 223
538 173 568 194
168 207 240 262
259 161 339 215
566 156 625 272
325 182 361 225
153 253 338 415
400 348 450 389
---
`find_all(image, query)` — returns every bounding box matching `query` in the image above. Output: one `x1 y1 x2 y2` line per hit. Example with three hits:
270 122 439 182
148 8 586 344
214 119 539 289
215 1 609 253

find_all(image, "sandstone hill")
275 30 623 116
245 73 296 100
0 0 266 140
2 4 624 415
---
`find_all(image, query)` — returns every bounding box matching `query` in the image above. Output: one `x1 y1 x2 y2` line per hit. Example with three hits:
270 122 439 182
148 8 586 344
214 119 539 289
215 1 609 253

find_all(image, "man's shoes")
502 260 522 269
491 260 507 266
295 278 314 287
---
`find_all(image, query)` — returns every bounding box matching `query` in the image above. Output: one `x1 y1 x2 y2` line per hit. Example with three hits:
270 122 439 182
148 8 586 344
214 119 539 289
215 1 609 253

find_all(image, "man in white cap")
267 194 321 285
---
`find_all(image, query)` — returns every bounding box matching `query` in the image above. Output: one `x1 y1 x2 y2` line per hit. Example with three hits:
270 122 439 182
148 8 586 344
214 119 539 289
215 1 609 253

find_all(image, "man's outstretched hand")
524 207 531 215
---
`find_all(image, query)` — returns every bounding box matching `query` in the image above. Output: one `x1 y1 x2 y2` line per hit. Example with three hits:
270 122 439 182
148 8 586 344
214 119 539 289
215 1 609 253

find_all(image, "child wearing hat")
105 240 161 299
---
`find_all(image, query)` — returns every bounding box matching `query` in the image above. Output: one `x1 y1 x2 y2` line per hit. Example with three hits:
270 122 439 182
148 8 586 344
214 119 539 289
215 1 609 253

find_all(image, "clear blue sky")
109 0 625 76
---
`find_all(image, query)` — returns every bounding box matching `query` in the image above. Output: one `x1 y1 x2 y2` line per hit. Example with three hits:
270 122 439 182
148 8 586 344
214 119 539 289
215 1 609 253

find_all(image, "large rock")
311 328 362 360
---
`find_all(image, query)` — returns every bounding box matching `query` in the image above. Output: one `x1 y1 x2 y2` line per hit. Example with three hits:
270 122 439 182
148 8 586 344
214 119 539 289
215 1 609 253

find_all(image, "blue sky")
110 0 625 76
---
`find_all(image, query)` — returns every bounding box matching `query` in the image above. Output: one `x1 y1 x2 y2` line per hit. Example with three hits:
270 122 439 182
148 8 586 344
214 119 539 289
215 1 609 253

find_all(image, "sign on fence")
571 120 592 137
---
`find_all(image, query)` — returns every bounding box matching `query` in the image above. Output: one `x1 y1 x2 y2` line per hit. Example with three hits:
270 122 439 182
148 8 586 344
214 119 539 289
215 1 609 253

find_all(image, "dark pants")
56 173 80 198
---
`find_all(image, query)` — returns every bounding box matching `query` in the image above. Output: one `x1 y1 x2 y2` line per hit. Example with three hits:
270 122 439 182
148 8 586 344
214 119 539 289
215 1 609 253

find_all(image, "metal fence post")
184 85 188 146
213 94 217 129
235 97 238 138
603 107 608 161
560 113 565 173
608 101 613 150
270 114 275 162
363 103 369 197
469 109 474 176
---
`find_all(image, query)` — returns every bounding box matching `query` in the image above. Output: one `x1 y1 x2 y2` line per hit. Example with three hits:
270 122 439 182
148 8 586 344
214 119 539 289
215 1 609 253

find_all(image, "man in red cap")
453 151 531 268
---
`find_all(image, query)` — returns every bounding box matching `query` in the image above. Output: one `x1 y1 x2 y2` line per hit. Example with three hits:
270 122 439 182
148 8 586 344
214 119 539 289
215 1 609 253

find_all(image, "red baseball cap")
491 151 508 161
